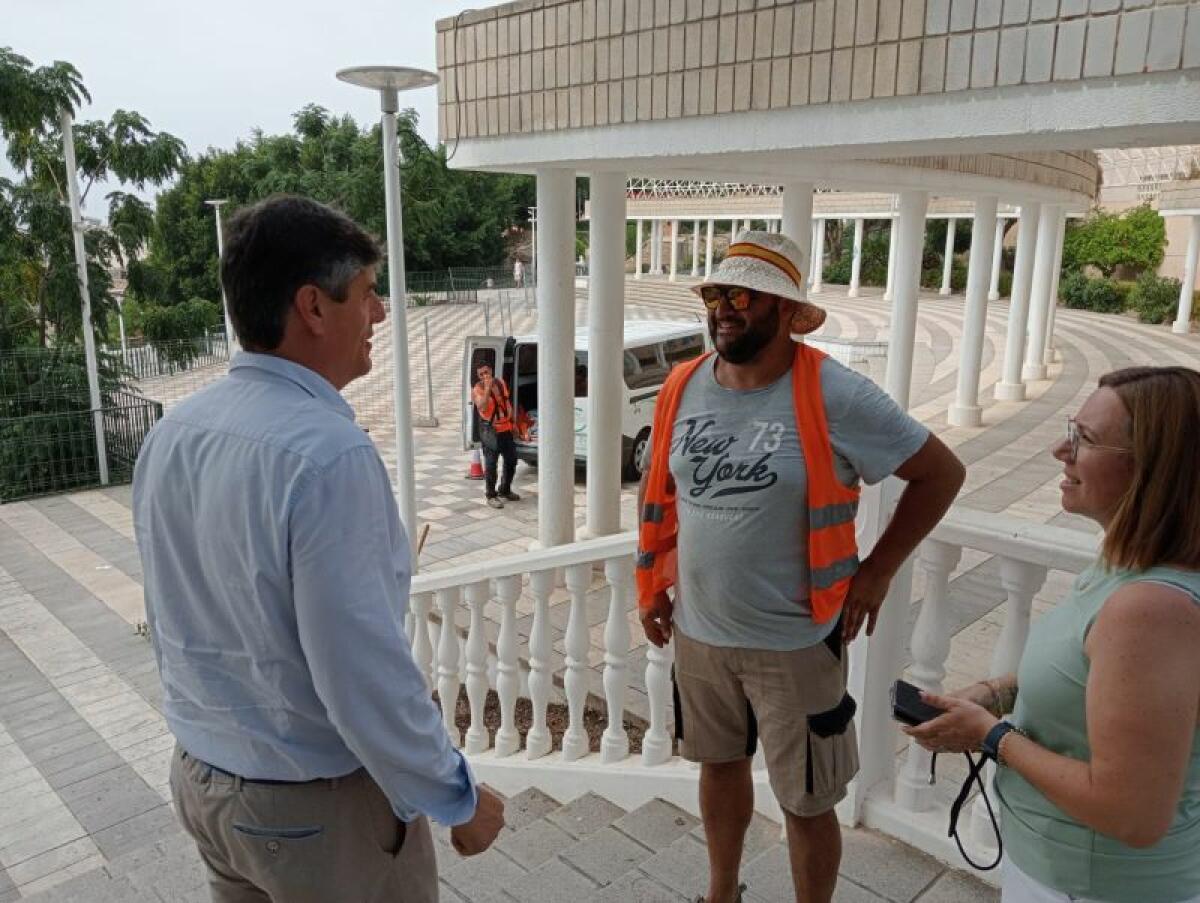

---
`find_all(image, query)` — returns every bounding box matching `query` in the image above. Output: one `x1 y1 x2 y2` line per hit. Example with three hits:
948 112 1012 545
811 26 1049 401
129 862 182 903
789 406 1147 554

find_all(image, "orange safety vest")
473 378 514 432
635 344 859 624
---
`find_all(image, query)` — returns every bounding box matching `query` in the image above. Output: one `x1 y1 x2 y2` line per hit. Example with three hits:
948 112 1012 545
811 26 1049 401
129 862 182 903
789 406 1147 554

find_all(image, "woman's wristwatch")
981 721 1027 767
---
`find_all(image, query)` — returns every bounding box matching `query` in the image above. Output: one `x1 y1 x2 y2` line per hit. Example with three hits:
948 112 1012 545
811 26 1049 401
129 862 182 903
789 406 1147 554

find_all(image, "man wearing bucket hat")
637 231 965 903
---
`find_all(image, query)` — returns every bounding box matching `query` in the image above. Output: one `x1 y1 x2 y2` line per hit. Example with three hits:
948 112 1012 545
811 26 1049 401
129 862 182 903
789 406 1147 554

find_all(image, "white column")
691 219 701 276
1043 213 1067 364
584 172 625 539
781 182 815 281
634 218 643 279
812 219 826 293
730 219 738 249
996 202 1041 401
848 217 865 298
988 218 1005 301
809 227 820 288
883 217 898 302
536 169 576 548
1174 214 1200 334
704 219 714 277
1023 204 1061 383
939 218 956 296
949 196 999 427
653 220 662 274
884 191 930 410
668 219 679 281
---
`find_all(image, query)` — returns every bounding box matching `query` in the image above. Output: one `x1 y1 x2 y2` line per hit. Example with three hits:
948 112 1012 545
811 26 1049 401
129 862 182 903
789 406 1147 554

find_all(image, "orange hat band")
725 243 803 289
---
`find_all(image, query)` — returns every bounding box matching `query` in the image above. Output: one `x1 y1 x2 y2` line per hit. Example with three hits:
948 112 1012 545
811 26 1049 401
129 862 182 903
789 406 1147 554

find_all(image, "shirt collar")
229 352 356 422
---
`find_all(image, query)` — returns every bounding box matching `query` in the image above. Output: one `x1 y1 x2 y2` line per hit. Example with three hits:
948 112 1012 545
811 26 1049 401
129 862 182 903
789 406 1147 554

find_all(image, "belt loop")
232 774 244 792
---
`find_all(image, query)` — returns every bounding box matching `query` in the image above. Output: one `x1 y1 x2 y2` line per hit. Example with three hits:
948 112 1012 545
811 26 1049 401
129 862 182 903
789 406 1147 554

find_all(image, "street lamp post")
205 199 237 354
336 65 438 562
59 110 109 485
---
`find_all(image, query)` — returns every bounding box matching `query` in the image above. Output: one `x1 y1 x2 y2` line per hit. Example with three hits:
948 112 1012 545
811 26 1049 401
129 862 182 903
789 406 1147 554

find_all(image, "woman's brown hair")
1099 366 1200 571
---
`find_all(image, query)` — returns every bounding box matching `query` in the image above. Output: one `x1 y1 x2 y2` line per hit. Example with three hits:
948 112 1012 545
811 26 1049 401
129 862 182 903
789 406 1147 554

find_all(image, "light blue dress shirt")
133 352 477 826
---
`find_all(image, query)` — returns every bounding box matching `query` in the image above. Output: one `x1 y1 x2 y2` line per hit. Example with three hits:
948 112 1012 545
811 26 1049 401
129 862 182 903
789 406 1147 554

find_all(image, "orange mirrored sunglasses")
699 285 754 310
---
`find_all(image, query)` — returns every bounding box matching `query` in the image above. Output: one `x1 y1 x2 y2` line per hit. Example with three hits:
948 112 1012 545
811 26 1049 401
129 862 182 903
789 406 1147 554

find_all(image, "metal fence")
0 389 163 502
406 265 535 305
111 330 230 380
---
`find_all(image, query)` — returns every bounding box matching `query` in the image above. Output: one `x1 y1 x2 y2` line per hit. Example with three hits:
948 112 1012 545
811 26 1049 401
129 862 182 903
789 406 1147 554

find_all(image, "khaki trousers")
170 745 438 903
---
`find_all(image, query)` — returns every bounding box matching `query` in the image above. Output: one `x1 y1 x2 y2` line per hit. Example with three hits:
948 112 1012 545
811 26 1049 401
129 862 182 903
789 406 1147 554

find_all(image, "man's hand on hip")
450 786 505 856
640 591 673 648
841 556 893 643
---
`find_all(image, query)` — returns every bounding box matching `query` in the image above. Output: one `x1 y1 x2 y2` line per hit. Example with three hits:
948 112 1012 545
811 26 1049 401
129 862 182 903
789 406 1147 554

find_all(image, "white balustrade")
493 574 522 757
562 562 593 761
397 510 1095 872
526 567 556 760
642 638 675 766
970 555 1048 846
464 579 490 755
411 591 434 691
600 556 633 763
436 587 463 746
896 540 962 811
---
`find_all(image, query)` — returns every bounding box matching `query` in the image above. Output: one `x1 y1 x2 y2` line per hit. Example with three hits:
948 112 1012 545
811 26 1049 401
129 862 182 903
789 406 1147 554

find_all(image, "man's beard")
709 303 779 365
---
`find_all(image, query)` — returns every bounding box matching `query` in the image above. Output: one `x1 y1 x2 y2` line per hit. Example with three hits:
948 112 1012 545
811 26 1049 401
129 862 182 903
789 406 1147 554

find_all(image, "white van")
463 320 708 481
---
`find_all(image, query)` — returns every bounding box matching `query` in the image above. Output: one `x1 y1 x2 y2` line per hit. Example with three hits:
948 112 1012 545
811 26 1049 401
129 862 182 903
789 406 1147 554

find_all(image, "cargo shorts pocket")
805 692 859 797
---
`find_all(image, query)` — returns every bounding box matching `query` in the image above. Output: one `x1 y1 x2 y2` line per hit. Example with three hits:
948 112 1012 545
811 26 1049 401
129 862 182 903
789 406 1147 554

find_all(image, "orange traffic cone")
465 447 485 480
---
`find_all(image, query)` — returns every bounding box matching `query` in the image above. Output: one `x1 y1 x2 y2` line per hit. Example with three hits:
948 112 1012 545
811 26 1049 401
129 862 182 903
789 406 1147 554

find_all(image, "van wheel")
624 428 651 482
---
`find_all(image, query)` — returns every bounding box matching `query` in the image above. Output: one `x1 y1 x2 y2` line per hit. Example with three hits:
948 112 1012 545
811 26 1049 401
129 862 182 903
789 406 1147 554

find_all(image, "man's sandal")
693 884 746 903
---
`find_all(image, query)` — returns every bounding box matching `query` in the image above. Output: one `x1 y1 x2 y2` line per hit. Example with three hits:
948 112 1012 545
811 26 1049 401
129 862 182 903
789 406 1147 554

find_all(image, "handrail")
932 506 1098 572
411 505 1097 594
411 531 636 594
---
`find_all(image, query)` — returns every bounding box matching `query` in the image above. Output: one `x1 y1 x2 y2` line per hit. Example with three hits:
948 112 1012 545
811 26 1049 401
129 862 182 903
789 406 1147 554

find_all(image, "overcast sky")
5 0 469 216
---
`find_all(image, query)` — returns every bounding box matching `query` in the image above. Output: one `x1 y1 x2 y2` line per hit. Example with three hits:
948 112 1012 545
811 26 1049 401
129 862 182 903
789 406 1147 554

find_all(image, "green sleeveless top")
995 563 1200 903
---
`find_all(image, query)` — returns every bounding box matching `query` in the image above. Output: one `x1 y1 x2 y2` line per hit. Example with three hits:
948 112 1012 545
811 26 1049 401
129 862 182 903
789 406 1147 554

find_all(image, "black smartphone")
891 679 945 727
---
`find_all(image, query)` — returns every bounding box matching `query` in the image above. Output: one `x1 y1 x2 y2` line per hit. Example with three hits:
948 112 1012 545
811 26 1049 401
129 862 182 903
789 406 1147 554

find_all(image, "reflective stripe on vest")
635 344 860 624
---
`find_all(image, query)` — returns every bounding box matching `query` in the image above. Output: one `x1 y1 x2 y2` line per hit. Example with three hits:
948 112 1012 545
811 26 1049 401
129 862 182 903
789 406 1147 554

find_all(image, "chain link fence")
0 347 163 501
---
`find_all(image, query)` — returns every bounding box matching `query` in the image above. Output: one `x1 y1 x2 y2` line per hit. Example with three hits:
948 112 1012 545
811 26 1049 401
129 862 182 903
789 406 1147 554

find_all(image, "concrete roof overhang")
441 71 1200 206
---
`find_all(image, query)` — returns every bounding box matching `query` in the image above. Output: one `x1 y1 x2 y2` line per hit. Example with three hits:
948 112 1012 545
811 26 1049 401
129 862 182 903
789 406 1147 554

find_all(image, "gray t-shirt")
665 355 928 651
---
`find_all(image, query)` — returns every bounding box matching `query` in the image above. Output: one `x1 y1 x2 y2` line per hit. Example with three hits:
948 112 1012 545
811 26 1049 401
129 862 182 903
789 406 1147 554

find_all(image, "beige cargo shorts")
672 620 860 817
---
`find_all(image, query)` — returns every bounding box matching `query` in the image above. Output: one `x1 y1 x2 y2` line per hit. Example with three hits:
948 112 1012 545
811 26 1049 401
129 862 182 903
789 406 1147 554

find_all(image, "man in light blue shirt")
134 196 504 902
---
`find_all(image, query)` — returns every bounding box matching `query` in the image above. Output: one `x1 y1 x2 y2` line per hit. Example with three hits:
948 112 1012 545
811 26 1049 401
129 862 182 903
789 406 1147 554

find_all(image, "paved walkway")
0 279 1196 899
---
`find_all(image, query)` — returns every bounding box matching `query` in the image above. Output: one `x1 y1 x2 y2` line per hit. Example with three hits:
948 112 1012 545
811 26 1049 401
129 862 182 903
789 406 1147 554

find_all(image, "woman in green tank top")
904 366 1200 903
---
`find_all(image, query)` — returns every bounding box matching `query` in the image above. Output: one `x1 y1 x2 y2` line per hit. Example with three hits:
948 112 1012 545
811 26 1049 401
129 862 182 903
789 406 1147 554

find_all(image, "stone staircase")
22 787 997 902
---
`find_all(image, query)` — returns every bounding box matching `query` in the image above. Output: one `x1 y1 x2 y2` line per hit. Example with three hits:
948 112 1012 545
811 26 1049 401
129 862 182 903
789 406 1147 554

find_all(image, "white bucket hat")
693 230 827 334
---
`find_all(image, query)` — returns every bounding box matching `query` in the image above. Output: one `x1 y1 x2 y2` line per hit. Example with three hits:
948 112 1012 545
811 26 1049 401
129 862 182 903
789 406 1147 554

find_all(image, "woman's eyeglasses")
699 285 754 311
1065 418 1132 463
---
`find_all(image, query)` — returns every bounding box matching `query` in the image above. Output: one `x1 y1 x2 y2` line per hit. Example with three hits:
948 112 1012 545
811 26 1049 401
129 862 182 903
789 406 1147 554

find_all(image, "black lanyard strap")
930 751 1003 871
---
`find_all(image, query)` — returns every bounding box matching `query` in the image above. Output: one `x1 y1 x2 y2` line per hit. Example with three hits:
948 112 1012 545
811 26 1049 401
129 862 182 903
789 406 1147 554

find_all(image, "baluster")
562 563 592 761
411 591 434 692
642 636 675 767
600 556 633 764
526 568 555 760
464 579 491 754
896 540 962 811
436 587 462 747
971 556 1046 845
493 575 522 757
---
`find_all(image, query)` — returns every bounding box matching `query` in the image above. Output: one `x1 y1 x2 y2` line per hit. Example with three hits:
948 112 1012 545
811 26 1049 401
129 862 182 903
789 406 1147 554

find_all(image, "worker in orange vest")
636 231 965 903
472 361 520 509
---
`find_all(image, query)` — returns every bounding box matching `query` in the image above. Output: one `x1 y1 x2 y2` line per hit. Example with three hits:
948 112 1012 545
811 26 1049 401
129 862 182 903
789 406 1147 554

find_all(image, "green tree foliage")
1059 270 1126 314
141 105 535 306
1061 204 1166 278
1128 272 1182 324
0 48 185 349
